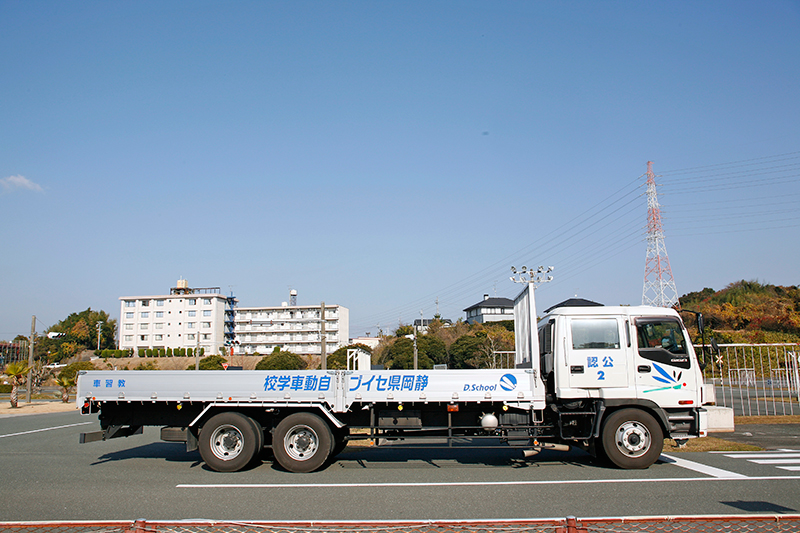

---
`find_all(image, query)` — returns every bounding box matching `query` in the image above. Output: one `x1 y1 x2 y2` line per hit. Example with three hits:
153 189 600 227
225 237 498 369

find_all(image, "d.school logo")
499 374 517 391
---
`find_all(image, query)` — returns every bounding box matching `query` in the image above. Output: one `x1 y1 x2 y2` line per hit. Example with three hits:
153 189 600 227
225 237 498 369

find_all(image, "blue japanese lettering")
414 375 429 391
319 375 331 391
587 357 599 368
603 356 614 368
117 379 125 388
264 376 278 391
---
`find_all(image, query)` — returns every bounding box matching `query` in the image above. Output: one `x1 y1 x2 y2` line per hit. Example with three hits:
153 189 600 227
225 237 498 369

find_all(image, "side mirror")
711 338 720 354
697 313 704 334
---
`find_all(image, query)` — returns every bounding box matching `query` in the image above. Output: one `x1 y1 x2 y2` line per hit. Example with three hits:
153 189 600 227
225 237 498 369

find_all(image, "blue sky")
2 1 799 340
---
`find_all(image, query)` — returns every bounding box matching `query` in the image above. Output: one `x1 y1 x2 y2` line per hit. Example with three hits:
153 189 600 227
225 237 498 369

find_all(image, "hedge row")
135 348 205 358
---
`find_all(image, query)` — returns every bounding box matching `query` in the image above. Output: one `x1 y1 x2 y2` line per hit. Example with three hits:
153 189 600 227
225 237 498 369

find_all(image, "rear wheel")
601 408 663 469
330 427 350 459
273 412 332 473
199 412 258 472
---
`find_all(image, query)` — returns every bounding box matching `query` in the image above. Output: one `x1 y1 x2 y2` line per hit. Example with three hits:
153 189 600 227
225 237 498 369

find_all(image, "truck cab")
534 304 708 468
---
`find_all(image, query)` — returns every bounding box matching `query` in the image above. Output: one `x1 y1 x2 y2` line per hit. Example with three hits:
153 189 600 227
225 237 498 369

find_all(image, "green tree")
326 343 373 370
384 337 433 369
58 361 95 382
395 324 414 337
449 335 484 369
54 374 76 403
4 362 30 408
191 355 226 370
255 348 307 370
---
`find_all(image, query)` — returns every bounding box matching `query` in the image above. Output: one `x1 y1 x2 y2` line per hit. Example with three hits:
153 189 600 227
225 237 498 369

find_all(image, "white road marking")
0 421 94 439
778 466 800 471
751 459 800 464
723 453 800 459
177 476 800 489
659 454 748 478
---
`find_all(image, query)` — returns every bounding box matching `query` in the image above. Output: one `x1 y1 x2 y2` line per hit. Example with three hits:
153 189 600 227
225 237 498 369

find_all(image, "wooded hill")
680 280 800 344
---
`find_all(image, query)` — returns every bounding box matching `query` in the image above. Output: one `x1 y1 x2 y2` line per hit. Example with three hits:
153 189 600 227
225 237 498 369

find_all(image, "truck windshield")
637 319 691 369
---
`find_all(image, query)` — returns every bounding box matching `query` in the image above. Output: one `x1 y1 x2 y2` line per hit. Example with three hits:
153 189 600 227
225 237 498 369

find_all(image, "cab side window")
637 319 690 369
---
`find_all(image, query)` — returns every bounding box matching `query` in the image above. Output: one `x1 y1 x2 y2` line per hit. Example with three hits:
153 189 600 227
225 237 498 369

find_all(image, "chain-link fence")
3 517 800 533
699 343 800 416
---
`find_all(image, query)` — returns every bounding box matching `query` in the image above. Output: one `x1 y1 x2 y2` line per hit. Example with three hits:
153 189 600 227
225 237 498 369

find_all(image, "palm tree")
54 374 76 403
4 362 31 408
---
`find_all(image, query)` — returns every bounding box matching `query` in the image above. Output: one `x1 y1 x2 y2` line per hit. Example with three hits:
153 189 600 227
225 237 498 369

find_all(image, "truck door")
634 318 699 405
565 317 629 389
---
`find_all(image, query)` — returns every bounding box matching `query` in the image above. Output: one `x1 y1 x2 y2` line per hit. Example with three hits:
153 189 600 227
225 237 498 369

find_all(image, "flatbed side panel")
345 369 540 404
77 369 544 411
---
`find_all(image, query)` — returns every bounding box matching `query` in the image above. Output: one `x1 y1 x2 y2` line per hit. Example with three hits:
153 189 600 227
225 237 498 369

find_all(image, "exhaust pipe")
523 442 571 458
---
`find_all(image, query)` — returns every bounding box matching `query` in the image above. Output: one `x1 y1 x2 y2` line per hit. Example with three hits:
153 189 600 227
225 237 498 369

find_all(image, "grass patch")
663 437 761 453
735 415 800 425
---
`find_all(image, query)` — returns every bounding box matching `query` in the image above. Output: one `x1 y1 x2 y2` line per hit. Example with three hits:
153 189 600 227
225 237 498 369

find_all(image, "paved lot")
2 410 800 522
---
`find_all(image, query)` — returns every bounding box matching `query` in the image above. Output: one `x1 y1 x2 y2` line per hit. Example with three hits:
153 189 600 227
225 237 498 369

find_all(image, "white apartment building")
119 281 349 357
233 304 349 356
119 280 229 354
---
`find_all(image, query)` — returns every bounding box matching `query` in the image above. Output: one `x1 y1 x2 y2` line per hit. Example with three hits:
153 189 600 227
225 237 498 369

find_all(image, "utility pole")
96 321 103 351
26 315 35 403
320 302 326 370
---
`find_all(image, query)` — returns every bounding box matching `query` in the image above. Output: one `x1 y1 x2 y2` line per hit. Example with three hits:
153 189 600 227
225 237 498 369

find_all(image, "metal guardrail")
699 343 800 416
3 517 800 533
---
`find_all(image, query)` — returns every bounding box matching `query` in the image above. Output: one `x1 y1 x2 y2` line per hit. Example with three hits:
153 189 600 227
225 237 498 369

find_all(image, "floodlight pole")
510 266 554 368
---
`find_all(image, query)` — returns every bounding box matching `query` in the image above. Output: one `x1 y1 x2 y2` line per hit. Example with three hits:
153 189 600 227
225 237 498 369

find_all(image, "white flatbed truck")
77 273 717 473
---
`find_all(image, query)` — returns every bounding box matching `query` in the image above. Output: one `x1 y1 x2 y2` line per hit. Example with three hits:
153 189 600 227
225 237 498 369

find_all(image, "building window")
155 311 164 318
141 312 149 319
202 334 211 340
188 310 196 317
125 312 134 319
203 298 211 305
141 300 149 307
140 324 149 330
202 322 211 328
124 335 133 342
187 322 195 329
155 323 163 330
154 334 163 341
187 334 195 340
124 324 133 331
124 301 135 308
139 335 148 341
188 299 196 305
156 300 164 306
203 310 211 317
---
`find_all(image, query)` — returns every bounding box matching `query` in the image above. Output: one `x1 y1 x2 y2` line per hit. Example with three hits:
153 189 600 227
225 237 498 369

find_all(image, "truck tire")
330 427 350 459
198 412 259 472
601 408 663 469
273 412 332 473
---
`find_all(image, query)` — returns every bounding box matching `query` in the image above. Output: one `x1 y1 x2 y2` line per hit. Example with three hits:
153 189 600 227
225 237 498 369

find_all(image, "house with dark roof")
463 294 514 325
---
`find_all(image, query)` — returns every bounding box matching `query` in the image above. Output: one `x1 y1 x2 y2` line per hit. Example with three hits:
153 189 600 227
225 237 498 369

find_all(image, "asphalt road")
2 410 800 522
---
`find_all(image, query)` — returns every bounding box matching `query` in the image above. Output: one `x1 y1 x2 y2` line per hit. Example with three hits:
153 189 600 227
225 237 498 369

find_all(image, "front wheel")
601 408 663 469
198 412 259 472
273 412 333 473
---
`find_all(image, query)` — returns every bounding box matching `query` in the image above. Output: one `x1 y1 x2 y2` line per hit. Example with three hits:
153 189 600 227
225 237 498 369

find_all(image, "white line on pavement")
659 454 748 478
177 475 800 489
0 421 94 439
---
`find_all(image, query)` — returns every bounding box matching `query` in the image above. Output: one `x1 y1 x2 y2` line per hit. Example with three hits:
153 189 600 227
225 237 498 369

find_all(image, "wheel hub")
210 424 243 460
615 421 650 457
285 425 319 461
